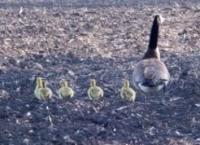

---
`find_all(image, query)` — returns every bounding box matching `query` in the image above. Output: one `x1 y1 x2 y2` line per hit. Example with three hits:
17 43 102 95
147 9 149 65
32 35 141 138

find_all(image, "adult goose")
132 15 170 94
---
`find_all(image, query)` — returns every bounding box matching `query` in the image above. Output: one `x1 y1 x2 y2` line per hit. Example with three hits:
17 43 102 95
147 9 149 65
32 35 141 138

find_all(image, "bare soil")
0 4 200 145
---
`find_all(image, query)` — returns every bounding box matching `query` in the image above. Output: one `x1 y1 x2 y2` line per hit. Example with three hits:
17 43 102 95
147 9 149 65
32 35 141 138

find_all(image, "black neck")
143 15 159 59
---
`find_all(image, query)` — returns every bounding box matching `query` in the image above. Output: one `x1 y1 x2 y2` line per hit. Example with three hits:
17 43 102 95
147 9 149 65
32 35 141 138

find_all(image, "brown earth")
0 4 200 145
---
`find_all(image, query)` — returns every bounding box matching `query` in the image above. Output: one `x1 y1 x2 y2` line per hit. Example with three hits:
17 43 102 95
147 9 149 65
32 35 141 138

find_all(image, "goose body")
120 80 136 102
87 79 104 100
58 80 74 100
133 15 170 94
34 77 52 100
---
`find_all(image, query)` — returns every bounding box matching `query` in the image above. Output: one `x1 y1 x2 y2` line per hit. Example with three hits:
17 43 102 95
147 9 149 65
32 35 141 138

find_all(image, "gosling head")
90 79 96 87
123 80 130 88
36 77 44 88
60 80 69 87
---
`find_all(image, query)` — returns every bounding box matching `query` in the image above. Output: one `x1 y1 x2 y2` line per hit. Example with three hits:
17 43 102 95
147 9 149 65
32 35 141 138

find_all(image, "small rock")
26 112 32 117
0 65 7 74
68 70 75 76
28 129 34 134
23 138 30 145
8 58 18 65
33 63 44 71
195 104 200 107
0 89 10 99
63 135 77 144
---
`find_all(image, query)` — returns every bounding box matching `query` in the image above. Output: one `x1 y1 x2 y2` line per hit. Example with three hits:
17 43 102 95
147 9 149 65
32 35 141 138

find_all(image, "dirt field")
0 3 200 145
0 0 200 8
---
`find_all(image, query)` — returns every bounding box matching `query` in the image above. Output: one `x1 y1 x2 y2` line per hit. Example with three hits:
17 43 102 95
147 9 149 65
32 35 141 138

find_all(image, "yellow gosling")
58 80 74 100
120 80 136 102
87 79 103 100
34 77 52 101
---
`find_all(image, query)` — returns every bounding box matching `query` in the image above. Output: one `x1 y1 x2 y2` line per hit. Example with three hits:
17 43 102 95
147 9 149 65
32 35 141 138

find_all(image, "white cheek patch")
159 15 165 24
138 83 164 93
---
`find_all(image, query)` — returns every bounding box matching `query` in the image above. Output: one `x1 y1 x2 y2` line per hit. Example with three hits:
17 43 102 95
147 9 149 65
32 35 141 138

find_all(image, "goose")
34 77 53 100
132 15 170 94
87 79 104 100
120 80 136 102
58 80 74 100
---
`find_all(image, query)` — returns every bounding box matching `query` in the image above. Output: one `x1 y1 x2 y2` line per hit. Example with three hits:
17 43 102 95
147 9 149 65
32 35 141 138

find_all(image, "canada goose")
120 80 136 102
87 79 104 100
34 77 53 100
132 15 170 94
58 80 74 100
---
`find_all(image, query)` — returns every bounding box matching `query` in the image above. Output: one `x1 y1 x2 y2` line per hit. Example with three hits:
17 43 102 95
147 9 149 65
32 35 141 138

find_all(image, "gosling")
120 80 136 102
87 79 104 100
132 15 170 94
58 80 74 100
34 77 53 100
